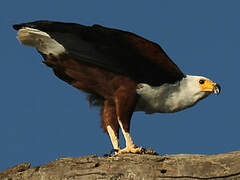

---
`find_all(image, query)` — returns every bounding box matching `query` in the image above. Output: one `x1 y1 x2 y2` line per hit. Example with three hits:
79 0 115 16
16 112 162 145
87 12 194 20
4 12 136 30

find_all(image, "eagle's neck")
135 75 210 114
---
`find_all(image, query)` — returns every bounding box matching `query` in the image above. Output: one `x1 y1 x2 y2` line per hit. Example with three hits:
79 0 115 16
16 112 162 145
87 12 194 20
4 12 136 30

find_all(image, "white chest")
135 82 209 114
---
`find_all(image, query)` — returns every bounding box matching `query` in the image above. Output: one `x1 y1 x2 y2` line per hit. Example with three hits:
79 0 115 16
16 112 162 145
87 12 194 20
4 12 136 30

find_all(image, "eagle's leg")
101 100 120 151
114 86 142 154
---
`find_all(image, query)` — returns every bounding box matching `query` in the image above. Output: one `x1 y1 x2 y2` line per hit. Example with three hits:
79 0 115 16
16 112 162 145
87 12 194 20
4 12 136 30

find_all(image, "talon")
117 146 143 154
110 149 119 154
103 149 120 157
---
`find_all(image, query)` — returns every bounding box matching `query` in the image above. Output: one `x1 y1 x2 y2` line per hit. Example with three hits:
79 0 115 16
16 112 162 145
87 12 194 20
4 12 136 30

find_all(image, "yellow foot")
117 146 142 155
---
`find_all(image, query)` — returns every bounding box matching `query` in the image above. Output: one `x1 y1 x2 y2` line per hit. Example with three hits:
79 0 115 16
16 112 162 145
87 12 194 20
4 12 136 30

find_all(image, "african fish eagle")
13 21 221 154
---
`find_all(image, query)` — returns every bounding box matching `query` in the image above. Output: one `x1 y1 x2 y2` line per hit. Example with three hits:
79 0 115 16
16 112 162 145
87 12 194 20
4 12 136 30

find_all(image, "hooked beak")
199 79 221 95
213 83 221 95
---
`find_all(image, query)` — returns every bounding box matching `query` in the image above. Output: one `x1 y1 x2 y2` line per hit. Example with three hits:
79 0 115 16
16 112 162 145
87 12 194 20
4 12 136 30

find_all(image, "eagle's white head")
136 75 221 114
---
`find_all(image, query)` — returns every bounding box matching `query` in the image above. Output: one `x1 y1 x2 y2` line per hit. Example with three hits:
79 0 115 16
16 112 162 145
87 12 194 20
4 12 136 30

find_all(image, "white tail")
17 27 65 56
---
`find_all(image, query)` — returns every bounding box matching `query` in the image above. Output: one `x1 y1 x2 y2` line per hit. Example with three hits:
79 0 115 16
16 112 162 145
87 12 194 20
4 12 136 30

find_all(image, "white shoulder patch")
16 27 65 56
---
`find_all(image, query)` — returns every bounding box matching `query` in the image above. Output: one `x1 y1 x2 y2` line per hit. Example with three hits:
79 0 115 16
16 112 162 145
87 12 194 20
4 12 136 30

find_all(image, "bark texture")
1 151 240 180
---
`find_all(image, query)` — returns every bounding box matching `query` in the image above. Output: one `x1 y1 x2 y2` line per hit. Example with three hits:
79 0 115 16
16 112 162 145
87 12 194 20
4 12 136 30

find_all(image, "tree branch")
1 150 240 180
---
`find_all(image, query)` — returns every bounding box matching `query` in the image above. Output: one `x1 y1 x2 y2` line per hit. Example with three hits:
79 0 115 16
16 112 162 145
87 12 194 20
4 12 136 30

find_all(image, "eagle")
13 21 221 154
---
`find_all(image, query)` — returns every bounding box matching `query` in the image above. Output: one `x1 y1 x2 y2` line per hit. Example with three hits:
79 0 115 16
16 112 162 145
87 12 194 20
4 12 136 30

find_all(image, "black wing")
13 20 185 86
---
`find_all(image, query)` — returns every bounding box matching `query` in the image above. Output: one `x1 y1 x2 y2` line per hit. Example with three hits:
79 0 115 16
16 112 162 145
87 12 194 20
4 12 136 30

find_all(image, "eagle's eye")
199 79 205 84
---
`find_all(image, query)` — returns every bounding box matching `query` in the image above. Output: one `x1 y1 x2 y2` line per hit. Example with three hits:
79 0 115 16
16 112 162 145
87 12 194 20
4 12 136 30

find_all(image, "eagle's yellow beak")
199 79 221 94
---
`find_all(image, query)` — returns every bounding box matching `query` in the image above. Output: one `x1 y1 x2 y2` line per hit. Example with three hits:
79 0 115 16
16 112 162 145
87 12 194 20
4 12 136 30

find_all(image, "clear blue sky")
1 0 239 171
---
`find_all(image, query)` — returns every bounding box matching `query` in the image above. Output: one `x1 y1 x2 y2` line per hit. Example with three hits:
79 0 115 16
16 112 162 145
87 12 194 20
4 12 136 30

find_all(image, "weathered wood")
1 151 240 180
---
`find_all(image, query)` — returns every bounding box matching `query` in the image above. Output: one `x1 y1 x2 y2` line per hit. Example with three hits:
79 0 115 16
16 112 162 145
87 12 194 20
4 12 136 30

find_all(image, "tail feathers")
15 26 66 56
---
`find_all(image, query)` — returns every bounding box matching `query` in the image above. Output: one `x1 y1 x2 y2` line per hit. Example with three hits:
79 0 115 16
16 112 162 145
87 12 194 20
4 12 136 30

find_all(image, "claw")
103 149 120 157
117 146 143 155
